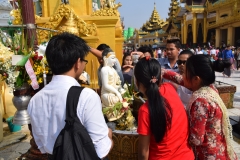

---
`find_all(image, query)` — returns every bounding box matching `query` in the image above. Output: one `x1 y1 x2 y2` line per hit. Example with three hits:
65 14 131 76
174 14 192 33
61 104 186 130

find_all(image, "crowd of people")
27 32 238 160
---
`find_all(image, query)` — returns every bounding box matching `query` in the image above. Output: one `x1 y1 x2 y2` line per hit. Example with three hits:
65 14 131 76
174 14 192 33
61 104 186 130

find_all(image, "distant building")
129 0 240 49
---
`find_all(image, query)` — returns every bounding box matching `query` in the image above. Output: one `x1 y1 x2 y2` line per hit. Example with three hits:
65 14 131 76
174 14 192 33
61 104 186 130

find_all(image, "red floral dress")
163 70 237 160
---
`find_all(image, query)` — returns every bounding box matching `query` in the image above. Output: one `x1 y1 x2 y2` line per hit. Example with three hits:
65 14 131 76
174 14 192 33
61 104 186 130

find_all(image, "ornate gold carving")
185 5 205 13
107 132 139 160
36 4 97 42
91 8 119 16
206 0 236 12
10 9 22 25
208 13 240 29
92 0 122 16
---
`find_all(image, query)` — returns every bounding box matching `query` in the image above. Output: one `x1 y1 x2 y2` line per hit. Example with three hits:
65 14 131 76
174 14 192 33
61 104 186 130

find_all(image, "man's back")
27 75 111 158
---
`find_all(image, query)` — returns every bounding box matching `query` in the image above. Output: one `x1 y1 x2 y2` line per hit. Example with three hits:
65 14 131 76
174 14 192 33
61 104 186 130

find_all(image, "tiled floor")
0 123 30 160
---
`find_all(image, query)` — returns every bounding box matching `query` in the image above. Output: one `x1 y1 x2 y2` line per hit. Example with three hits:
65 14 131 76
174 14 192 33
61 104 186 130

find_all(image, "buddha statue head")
102 48 116 67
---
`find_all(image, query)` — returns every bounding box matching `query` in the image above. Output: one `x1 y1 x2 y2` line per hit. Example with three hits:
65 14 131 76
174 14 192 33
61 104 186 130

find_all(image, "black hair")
121 52 132 68
102 48 114 60
166 38 182 49
179 50 194 57
45 32 89 75
134 58 172 143
97 44 110 51
185 55 231 86
137 46 154 57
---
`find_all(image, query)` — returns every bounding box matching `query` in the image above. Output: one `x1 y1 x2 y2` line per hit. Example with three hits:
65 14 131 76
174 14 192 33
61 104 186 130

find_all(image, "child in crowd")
162 54 237 160
135 57 194 160
121 53 134 84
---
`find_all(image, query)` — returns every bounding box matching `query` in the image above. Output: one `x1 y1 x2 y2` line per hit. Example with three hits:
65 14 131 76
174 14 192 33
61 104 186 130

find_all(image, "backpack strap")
65 86 84 125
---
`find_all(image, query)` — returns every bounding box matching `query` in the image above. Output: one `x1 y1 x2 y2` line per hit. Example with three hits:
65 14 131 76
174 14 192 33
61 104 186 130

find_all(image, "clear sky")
118 0 172 30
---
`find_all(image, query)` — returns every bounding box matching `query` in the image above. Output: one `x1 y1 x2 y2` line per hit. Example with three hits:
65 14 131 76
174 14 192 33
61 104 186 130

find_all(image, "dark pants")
47 154 53 160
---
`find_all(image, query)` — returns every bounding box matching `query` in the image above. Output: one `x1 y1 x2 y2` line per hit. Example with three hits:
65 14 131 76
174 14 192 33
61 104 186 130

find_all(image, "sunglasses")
176 60 187 65
81 59 88 64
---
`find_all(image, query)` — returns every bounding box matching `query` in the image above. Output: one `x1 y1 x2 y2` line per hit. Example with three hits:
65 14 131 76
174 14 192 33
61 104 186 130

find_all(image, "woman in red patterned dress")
162 54 237 160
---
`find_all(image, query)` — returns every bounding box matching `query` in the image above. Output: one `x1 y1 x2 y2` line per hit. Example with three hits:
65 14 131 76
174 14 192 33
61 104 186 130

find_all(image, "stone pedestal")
215 81 236 109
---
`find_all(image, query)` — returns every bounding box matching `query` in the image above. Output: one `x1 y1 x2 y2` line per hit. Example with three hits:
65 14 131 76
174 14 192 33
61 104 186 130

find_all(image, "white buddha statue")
100 48 125 121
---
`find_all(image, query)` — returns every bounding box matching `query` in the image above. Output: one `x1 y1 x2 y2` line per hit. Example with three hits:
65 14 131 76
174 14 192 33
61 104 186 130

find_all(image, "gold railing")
208 13 240 29
207 0 236 12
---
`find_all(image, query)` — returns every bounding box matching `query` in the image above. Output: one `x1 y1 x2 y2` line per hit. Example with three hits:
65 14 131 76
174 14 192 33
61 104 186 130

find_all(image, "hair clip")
150 76 158 83
145 56 150 60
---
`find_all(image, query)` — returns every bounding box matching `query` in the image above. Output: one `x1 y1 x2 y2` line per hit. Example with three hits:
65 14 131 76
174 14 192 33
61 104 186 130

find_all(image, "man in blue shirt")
158 38 181 73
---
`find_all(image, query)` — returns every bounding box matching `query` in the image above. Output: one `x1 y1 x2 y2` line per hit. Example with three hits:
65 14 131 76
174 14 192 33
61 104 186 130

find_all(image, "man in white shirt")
27 32 113 159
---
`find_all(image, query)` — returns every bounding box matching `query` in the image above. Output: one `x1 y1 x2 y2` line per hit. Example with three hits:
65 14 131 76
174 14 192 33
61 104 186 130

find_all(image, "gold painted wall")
36 1 124 89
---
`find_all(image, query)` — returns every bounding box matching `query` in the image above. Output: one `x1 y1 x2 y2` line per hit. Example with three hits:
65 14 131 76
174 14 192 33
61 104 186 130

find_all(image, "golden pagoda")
168 0 180 18
163 0 182 38
131 3 168 49
141 3 168 32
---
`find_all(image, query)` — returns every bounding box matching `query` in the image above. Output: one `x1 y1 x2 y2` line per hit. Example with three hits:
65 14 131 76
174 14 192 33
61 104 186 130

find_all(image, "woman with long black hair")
135 57 194 160
162 54 237 160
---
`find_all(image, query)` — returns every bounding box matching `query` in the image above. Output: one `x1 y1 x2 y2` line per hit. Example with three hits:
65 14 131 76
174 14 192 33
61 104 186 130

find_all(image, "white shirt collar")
50 75 80 87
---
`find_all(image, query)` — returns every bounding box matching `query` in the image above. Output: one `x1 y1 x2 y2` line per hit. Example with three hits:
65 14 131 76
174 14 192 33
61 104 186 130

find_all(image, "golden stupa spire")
168 0 179 18
140 2 168 32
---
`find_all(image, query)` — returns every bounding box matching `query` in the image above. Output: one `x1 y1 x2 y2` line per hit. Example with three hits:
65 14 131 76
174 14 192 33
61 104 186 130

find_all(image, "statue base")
108 130 139 160
215 81 236 109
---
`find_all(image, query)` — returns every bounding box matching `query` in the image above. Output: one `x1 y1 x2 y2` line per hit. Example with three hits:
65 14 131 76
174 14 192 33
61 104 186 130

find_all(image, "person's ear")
75 58 81 69
192 76 202 88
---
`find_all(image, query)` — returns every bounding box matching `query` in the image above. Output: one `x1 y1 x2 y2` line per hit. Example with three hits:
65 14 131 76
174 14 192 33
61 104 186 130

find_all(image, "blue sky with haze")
118 0 172 30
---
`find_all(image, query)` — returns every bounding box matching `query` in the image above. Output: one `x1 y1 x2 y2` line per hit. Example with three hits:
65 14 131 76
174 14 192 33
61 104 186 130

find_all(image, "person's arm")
161 69 184 86
231 51 235 60
122 65 134 69
113 59 124 86
101 128 114 159
137 105 150 160
78 89 113 159
89 47 102 58
27 100 46 153
131 51 145 59
189 98 208 146
138 135 150 160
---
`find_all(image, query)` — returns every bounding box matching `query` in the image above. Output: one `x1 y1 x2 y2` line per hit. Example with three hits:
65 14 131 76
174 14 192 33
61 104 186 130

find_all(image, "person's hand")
161 68 166 75
131 51 144 59
116 92 123 102
122 65 133 69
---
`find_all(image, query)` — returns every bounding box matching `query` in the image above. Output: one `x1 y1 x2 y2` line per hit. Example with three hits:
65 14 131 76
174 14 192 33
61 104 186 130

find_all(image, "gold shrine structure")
130 0 240 48
11 0 124 89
